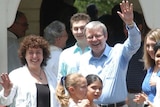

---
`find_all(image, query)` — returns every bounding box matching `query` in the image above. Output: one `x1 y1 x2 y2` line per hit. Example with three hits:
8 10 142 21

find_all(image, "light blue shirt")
58 43 90 80
79 23 141 104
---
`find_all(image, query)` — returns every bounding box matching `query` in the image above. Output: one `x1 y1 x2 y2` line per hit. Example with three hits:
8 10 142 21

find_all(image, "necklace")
31 69 43 80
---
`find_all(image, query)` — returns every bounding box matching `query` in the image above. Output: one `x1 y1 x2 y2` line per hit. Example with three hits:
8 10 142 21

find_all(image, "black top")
126 42 147 92
36 84 50 107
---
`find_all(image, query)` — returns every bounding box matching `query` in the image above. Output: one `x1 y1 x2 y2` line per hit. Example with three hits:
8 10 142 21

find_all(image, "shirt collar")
91 44 111 59
73 42 90 54
103 44 111 57
7 30 18 39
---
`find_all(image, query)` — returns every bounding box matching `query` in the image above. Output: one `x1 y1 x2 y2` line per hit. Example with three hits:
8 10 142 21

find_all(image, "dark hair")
15 11 25 22
18 34 50 67
86 4 98 21
86 74 102 86
154 41 160 53
133 11 143 26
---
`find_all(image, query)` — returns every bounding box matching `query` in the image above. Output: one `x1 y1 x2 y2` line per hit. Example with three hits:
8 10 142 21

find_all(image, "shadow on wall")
40 0 78 48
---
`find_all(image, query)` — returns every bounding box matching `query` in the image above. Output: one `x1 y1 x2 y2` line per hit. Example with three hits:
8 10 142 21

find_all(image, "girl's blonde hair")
143 28 160 69
56 73 85 107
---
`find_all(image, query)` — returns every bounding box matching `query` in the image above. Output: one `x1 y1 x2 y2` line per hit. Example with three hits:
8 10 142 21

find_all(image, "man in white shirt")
44 20 68 77
57 13 91 81
7 11 28 72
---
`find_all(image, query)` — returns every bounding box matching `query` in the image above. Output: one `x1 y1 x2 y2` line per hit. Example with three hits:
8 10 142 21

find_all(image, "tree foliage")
74 0 122 16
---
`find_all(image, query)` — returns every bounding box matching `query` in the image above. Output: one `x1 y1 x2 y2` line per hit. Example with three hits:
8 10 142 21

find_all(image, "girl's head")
143 28 160 69
86 74 103 101
154 41 160 68
56 73 87 107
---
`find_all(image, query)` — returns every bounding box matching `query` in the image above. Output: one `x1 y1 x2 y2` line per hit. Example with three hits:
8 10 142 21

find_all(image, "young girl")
86 74 103 107
147 41 160 107
56 73 89 107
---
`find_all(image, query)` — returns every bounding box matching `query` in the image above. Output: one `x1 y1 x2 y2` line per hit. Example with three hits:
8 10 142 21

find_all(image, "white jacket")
0 65 60 107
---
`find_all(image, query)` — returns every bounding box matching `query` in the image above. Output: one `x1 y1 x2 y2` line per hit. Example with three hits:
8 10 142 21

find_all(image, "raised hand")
117 0 134 25
0 73 13 97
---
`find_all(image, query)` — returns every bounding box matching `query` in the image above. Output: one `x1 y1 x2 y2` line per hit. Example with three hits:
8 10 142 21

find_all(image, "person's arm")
0 73 16 105
117 0 141 58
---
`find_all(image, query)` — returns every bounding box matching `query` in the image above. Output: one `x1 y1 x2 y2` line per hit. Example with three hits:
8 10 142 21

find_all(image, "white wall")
0 0 21 90
139 0 160 29
18 0 42 35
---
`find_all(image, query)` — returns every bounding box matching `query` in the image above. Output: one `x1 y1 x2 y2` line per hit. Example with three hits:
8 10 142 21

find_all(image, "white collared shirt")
7 30 22 73
45 45 62 77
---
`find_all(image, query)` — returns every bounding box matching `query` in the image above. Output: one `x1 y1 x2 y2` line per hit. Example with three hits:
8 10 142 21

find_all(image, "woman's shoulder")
9 66 27 74
9 66 29 81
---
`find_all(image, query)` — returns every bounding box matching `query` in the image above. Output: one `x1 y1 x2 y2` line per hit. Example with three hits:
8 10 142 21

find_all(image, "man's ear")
104 34 108 41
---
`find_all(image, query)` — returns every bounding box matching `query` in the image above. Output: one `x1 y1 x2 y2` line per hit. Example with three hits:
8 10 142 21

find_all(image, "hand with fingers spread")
0 73 13 97
117 0 134 25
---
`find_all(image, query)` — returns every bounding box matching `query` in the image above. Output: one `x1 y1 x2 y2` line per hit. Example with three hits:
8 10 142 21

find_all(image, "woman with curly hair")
0 35 59 107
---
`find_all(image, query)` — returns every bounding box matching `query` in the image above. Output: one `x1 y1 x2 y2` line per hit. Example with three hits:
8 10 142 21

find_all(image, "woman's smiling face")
146 37 156 60
25 47 43 68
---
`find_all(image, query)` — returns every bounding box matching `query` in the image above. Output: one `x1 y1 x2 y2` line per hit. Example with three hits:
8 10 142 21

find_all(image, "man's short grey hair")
44 20 66 45
84 21 108 36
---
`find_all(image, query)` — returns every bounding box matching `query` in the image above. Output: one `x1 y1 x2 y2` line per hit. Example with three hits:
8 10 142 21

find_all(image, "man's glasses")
86 34 103 40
